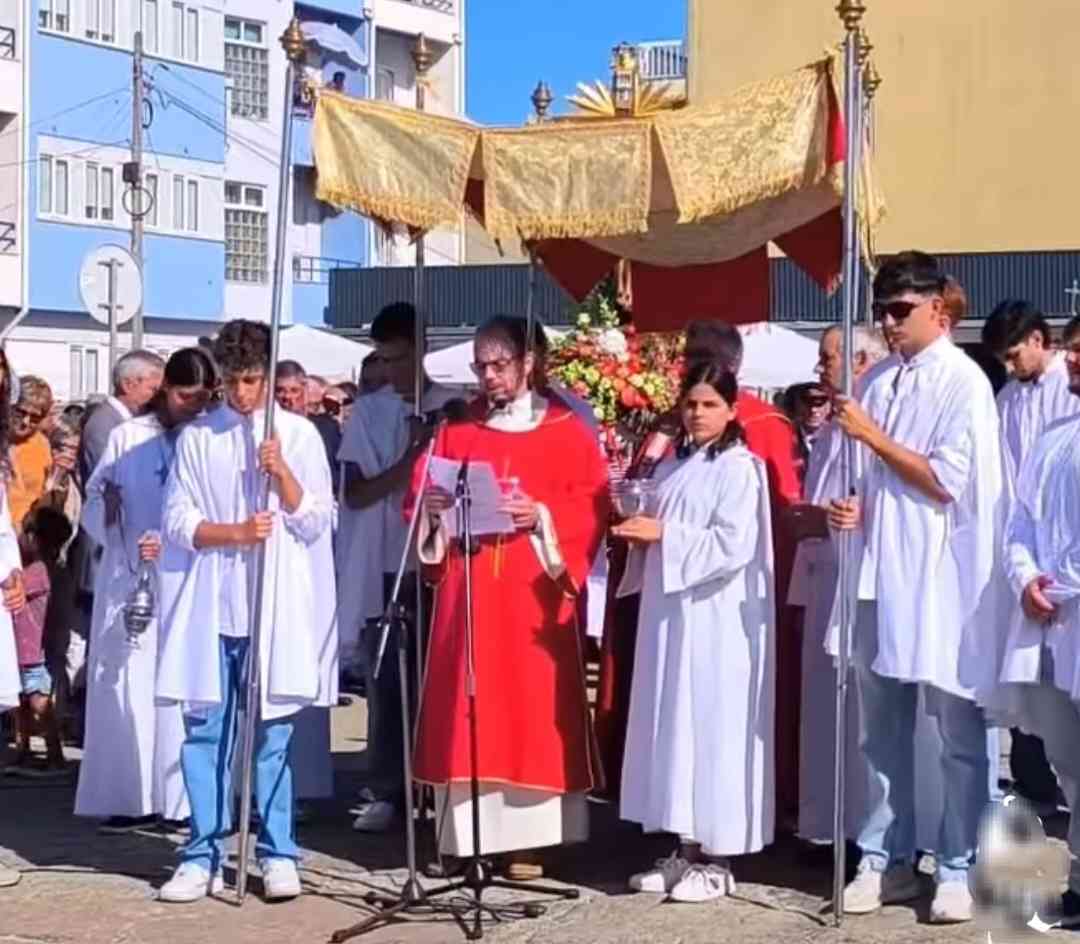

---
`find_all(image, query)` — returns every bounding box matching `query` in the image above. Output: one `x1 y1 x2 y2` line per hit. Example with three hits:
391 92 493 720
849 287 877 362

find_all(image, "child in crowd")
9 504 72 776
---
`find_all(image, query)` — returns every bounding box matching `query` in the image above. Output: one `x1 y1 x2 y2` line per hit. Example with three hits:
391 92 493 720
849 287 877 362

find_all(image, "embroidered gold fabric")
653 59 834 226
482 120 653 242
312 92 479 231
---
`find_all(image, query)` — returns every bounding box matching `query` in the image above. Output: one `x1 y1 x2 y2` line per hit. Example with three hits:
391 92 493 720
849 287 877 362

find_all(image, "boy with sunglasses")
828 251 1004 923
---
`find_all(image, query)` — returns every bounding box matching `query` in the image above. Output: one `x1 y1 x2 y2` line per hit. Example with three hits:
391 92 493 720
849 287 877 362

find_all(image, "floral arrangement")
546 292 684 452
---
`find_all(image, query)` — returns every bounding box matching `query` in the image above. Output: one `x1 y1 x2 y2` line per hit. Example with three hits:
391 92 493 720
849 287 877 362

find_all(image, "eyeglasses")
470 357 518 377
872 299 930 323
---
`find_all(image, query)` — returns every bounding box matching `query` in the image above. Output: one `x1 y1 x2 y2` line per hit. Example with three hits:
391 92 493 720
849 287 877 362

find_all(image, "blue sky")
465 0 687 126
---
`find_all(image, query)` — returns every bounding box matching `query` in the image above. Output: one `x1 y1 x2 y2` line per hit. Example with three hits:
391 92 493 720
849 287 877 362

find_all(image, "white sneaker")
0 863 20 888
930 880 974 924
351 800 396 833
843 863 921 914
628 853 691 893
159 862 224 903
260 857 301 901
669 863 736 903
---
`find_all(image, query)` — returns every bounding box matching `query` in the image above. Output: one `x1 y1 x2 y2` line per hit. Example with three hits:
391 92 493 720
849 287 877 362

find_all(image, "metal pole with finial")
233 16 306 905
525 81 552 352
833 0 866 927
530 80 553 122
409 30 433 735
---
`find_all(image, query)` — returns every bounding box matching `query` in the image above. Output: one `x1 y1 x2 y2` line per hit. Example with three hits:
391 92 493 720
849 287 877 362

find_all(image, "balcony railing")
0 221 16 253
0 27 15 60
293 254 358 285
391 0 455 15
637 40 687 82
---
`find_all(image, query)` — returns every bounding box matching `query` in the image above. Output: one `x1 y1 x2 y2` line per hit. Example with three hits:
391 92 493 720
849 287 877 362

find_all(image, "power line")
0 86 130 146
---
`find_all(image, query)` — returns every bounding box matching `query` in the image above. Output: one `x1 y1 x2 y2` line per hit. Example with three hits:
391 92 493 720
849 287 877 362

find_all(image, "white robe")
75 416 189 820
827 336 1005 701
791 419 945 846
157 405 336 721
999 414 1080 716
336 383 458 659
0 490 23 711
619 445 775 856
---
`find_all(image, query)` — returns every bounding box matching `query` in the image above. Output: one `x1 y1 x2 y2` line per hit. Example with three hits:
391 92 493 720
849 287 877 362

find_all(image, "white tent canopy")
278 324 372 382
737 322 820 391
424 330 568 388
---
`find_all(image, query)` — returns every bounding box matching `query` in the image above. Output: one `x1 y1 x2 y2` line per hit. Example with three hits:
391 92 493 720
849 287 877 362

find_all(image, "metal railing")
0 221 16 253
0 27 15 60
391 0 455 14
293 254 358 284
636 40 687 81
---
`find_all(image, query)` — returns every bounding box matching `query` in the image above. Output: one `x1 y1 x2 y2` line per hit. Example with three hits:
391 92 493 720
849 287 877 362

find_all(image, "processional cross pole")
833 0 867 929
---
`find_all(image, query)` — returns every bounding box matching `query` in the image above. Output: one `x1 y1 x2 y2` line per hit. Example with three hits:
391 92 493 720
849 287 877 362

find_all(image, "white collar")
107 395 133 421
899 334 951 370
485 390 547 432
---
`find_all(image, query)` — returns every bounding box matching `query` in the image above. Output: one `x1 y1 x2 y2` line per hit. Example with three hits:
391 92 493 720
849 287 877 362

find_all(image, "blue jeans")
179 636 299 871
853 603 989 883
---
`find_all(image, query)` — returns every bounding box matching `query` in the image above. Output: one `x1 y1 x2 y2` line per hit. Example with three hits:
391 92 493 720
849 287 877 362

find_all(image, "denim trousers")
179 635 299 871
853 603 989 883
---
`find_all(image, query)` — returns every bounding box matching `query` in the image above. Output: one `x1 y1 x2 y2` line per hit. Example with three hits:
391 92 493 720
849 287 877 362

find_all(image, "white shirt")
831 336 1004 698
158 404 335 719
996 353 1077 497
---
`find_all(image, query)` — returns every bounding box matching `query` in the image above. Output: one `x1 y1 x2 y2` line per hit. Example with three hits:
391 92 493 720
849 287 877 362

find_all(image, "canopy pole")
832 0 867 928
235 16 305 905
863 57 882 328
410 30 433 772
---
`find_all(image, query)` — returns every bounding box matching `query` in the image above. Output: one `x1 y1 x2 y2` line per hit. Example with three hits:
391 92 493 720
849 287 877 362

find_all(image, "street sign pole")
103 259 120 377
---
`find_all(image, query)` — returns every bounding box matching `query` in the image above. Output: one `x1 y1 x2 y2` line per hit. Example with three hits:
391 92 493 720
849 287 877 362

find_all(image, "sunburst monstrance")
567 42 685 119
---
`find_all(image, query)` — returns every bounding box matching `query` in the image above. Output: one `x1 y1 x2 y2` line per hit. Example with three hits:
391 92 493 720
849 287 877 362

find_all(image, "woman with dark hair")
613 362 776 903
75 347 216 832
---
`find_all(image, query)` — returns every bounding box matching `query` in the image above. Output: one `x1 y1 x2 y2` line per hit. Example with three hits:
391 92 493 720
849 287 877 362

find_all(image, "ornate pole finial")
836 0 867 32
280 17 306 63
864 61 882 100
531 80 553 121
856 29 873 67
411 33 433 76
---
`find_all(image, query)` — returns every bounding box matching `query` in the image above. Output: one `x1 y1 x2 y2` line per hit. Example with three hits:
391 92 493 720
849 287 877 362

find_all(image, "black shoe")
98 815 158 835
157 818 190 833
1055 890 1080 929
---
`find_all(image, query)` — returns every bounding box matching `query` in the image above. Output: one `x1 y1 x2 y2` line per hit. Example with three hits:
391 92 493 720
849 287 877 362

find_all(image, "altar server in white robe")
75 348 217 831
982 303 1078 814
0 486 27 890
828 252 1004 923
615 361 774 904
999 328 1080 922
338 301 457 833
156 320 335 904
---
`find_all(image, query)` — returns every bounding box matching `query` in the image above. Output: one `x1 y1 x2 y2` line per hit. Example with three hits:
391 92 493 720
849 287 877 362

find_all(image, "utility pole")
129 30 145 349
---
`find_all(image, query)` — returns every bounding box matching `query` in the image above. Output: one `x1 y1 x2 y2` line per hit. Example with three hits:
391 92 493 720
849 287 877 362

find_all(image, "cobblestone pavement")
0 698 1030 944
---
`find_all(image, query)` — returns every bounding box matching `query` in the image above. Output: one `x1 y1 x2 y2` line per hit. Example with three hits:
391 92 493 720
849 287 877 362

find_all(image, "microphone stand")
332 424 470 942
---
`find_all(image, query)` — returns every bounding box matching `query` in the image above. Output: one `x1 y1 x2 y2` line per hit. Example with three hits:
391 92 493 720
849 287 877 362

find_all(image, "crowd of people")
2 249 1079 927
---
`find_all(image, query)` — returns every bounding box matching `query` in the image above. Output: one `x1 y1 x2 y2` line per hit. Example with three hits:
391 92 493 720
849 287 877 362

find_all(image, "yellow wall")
689 0 1080 254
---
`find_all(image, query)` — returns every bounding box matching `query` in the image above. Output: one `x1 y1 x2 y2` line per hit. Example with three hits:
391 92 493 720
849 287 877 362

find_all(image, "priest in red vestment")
410 315 609 879
595 321 803 826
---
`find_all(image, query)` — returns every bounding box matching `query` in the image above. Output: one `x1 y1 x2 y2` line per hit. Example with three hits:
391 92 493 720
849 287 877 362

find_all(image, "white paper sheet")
426 456 515 538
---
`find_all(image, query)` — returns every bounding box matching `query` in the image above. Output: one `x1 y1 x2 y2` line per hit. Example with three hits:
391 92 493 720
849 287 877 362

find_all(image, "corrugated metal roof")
331 251 1080 331
329 264 575 330
772 250 1080 322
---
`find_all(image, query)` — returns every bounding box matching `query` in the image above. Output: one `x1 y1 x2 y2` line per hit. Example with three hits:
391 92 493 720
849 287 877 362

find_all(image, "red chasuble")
409 401 609 794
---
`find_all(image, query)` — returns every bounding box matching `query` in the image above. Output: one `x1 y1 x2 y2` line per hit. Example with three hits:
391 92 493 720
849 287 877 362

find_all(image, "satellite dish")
78 244 143 327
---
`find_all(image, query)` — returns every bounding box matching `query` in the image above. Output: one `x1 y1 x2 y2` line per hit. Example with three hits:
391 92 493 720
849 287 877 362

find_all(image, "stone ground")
0 696 1055 944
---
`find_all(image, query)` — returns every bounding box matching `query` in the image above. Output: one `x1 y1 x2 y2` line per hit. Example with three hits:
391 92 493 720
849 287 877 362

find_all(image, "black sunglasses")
872 299 927 323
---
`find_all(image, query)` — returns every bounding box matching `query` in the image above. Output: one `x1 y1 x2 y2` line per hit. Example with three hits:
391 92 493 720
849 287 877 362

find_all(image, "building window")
39 155 69 216
69 347 101 399
69 347 82 399
101 166 114 221
169 2 197 61
225 18 269 121
143 0 158 53
85 163 99 219
86 0 115 42
225 181 268 283
376 67 394 102
172 174 184 229
40 0 71 32
185 178 198 231
145 172 158 226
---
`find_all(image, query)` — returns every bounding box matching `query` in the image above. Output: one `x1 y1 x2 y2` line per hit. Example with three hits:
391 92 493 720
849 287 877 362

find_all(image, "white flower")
597 328 629 361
